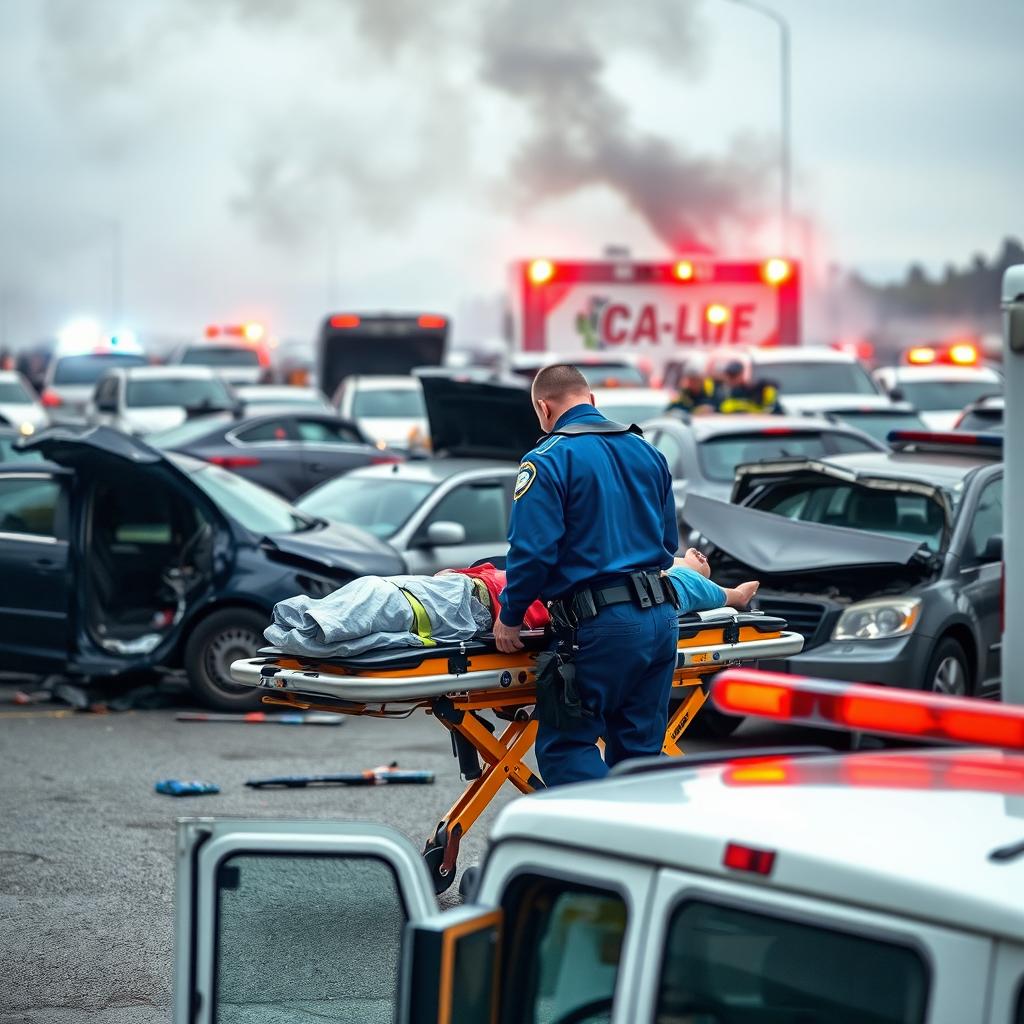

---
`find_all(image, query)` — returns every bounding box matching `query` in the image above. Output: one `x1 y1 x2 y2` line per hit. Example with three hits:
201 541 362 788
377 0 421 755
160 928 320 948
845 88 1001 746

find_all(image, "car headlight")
832 597 922 641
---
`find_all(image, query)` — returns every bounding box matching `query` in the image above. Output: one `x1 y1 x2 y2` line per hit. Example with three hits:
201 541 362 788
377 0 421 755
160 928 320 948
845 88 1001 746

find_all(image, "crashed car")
688 430 1003 704
0 427 404 709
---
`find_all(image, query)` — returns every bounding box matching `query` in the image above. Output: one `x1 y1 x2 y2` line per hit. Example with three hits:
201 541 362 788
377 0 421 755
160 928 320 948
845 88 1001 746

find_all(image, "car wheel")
924 637 970 697
184 608 268 710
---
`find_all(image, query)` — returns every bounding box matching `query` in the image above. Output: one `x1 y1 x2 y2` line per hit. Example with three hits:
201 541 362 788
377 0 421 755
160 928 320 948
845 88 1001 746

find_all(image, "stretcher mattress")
230 608 805 706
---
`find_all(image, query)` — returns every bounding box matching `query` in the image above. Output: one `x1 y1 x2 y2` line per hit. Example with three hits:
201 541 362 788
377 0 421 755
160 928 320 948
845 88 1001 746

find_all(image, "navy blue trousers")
535 600 679 787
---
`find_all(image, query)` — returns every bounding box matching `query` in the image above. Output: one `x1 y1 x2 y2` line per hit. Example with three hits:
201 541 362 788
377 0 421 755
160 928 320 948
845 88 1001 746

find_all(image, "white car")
88 366 236 435
874 364 1004 430
172 671 1024 1023
0 370 47 433
169 340 268 386
591 385 674 424
333 375 428 451
41 349 149 425
706 345 890 415
232 385 332 413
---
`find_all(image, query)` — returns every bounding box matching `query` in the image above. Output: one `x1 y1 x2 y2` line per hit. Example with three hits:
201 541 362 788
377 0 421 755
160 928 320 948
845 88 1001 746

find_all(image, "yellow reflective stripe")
401 589 436 647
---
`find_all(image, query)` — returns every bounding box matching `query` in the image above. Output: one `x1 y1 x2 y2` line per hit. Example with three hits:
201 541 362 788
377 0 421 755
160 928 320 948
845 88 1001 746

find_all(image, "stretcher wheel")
423 844 457 895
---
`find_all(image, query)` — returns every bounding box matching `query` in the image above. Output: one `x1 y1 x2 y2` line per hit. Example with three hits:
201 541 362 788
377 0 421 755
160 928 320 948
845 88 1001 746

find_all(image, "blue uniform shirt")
665 567 726 613
499 404 678 626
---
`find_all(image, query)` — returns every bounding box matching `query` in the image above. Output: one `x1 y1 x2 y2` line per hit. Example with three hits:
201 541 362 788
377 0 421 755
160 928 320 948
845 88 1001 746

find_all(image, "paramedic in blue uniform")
495 364 680 786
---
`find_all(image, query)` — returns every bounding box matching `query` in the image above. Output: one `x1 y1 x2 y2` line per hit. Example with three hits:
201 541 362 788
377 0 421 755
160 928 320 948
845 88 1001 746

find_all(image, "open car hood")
23 425 165 465
421 375 539 460
684 492 928 574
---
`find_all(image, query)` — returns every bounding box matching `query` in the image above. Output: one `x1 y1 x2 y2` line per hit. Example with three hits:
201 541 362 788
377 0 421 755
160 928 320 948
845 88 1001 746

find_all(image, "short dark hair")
532 363 590 403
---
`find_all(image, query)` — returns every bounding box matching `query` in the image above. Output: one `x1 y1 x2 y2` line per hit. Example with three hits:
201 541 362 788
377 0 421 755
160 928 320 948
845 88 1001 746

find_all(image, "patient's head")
681 547 711 578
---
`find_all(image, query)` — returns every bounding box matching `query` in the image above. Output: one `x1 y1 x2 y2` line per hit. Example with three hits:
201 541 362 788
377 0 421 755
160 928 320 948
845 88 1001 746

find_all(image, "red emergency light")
887 430 1003 450
672 260 695 282
712 669 1024 750
723 842 776 876
760 258 792 286
527 259 556 286
905 342 979 366
907 345 937 364
948 342 979 366
330 314 361 329
417 314 447 329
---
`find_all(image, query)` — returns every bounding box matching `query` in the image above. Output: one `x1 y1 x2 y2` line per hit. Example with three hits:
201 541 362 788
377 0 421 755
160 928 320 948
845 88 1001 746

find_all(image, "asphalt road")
0 676 839 1024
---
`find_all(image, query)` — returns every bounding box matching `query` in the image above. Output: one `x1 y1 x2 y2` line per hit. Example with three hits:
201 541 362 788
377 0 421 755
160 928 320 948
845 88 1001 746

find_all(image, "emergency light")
527 258 555 285
886 430 1003 450
907 346 937 365
673 260 695 281
712 669 1024 750
760 258 792 286
329 314 361 329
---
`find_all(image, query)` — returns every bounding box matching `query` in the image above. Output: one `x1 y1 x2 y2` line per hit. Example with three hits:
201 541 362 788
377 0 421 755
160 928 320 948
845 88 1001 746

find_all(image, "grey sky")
0 0 1020 344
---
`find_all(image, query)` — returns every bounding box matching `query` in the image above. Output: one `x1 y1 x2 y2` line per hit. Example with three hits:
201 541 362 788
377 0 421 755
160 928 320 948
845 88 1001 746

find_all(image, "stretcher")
230 607 803 893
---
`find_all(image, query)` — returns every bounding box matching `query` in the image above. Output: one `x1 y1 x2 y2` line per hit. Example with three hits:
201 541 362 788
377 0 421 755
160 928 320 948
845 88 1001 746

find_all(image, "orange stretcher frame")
242 614 801 893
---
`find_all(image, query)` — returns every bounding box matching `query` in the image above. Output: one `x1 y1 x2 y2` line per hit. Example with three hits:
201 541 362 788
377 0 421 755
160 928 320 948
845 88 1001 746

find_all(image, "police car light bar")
886 430 1003 449
712 669 1024 750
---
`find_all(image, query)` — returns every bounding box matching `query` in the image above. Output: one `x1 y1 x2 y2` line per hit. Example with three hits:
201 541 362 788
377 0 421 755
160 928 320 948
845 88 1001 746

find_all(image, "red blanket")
448 563 550 629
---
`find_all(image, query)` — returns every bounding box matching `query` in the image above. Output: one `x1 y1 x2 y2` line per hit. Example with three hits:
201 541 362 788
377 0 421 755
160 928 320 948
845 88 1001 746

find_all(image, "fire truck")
506 256 801 381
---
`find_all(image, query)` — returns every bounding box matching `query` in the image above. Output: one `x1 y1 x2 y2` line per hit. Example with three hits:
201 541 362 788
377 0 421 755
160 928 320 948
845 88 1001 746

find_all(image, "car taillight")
723 842 776 875
330 314 361 329
208 455 262 469
417 314 447 329
41 389 62 408
371 455 402 465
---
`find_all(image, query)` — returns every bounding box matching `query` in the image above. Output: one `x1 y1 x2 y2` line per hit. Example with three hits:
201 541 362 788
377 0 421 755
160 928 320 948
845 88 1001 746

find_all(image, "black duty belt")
549 570 678 630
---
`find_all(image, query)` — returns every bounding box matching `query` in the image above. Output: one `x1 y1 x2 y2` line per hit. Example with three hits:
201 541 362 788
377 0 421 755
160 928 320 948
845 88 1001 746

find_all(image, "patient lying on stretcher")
263 558 758 659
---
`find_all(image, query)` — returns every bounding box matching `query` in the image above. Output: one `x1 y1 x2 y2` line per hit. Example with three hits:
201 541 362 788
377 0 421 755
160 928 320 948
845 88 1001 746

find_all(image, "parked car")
509 351 650 387
87 366 236 435
168 339 269 386
41 349 149 425
873 364 1003 429
233 385 332 413
147 410 402 501
0 370 48 432
641 412 886 535
689 431 1003 700
702 346 888 415
806 400 926 444
955 394 1004 432
298 375 538 572
333 375 428 451
0 427 404 708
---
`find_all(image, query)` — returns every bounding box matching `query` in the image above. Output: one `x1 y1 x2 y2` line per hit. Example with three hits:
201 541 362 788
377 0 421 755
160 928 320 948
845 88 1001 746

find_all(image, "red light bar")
207 455 262 469
712 670 1024 750
330 314 361 329
887 430 1002 449
906 346 936 365
205 325 221 339
759 427 794 435
417 314 447 329
723 842 776 876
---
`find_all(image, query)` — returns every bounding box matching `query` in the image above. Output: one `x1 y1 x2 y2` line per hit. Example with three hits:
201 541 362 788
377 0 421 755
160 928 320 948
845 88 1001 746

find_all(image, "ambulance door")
173 819 437 1024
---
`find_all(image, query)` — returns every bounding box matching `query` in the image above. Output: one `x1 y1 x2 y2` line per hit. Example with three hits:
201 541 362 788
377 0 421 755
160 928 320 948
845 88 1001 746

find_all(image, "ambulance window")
655 901 928 1024
501 875 627 1024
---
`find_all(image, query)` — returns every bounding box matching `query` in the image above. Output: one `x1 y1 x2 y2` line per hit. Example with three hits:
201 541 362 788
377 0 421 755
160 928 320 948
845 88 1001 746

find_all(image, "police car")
172 671 1024 1023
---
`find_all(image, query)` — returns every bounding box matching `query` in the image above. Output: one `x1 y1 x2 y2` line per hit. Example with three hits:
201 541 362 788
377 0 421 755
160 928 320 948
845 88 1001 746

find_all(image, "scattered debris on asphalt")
154 780 221 797
175 711 343 726
246 762 435 789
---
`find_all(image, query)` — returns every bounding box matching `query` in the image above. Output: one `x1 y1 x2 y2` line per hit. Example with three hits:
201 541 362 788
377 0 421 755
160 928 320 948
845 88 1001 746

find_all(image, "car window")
765 361 878 396
596 400 669 423
698 433 833 483
965 477 1002 563
294 418 363 444
652 430 684 474
424 480 509 544
187 463 310 534
957 408 1003 432
0 477 61 538
753 481 946 551
125 377 231 409
296 476 435 539
235 418 299 443
179 345 261 368
95 376 119 404
828 432 883 455
352 387 426 419
145 414 232 449
898 379 1002 412
576 363 647 387
830 413 926 444
501 876 627 1024
0 379 34 403
0 438 43 463
655 901 928 1024
51 353 147 385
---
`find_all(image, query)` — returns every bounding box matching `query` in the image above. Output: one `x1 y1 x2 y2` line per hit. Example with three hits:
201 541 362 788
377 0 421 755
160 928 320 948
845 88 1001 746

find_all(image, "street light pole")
720 0 792 254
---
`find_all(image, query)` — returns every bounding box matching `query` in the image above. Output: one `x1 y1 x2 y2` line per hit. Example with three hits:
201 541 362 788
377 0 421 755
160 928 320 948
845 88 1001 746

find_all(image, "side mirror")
889 387 905 402
401 906 502 1024
981 534 1003 562
424 520 467 547
96 398 118 413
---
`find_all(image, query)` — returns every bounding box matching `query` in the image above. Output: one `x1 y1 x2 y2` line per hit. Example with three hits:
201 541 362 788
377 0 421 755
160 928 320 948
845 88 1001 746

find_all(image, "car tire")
184 608 268 711
923 637 970 697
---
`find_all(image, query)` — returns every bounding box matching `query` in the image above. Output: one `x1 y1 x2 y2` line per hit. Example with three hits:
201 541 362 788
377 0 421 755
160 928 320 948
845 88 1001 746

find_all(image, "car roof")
783 447 996 485
235 386 323 398
879 365 1002 382
344 457 517 484
0 370 31 383
348 375 422 390
648 413 867 441
592 387 672 402
118 366 221 380
744 346 859 365
491 748 1024 940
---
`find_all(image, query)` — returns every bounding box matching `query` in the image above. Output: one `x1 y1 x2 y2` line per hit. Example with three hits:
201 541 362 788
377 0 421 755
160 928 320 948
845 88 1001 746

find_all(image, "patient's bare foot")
725 581 759 609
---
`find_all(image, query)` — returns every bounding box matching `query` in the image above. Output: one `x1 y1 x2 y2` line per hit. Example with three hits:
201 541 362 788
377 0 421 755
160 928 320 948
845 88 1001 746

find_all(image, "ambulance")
506 256 801 384
173 669 1024 1023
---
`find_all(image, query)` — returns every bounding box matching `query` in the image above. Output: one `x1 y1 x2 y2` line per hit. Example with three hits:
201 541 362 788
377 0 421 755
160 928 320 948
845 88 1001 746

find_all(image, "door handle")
32 558 60 571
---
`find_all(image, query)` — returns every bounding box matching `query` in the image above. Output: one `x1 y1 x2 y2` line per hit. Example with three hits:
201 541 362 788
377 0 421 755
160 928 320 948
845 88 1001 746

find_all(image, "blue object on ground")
154 779 220 797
